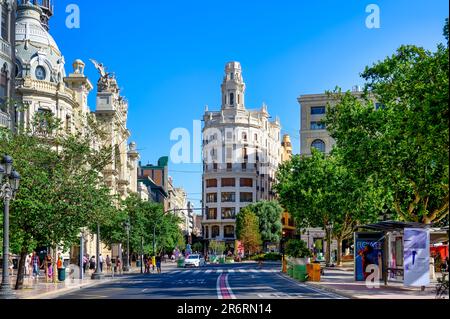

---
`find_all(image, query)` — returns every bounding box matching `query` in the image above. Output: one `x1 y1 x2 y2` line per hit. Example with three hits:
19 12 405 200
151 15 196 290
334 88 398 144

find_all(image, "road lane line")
193 270 201 275
224 273 236 299
228 269 235 273
216 275 223 299
205 270 212 274
216 269 223 273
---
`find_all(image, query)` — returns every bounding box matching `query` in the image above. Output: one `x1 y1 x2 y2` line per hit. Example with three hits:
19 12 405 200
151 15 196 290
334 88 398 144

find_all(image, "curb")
278 272 354 299
303 281 356 299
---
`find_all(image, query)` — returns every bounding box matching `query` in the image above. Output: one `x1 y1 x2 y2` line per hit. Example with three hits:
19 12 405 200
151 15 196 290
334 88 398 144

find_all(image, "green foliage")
325 23 449 224
243 201 283 243
192 242 203 253
209 240 226 255
236 207 262 255
285 239 312 258
249 252 282 261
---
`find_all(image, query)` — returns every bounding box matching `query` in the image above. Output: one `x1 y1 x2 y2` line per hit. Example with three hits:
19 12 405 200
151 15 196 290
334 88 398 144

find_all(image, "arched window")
212 226 220 238
242 132 247 141
311 139 326 153
229 93 234 106
0 64 7 107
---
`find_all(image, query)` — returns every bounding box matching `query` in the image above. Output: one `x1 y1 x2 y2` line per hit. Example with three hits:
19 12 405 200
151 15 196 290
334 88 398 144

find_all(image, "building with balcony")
0 0 16 130
202 62 282 248
12 0 140 262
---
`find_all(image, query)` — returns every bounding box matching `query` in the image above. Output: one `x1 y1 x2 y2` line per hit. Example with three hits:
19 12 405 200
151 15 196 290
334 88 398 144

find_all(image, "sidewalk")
2 266 143 299
305 268 444 299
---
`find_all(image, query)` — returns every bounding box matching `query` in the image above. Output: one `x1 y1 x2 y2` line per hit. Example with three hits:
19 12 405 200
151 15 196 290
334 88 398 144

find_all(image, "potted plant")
285 239 312 265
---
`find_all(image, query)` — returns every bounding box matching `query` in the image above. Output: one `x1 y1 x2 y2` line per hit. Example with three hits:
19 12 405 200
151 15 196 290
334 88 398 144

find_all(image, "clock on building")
35 66 46 80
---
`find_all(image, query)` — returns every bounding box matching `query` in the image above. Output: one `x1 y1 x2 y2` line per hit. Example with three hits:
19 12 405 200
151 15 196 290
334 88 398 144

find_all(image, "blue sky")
49 0 449 209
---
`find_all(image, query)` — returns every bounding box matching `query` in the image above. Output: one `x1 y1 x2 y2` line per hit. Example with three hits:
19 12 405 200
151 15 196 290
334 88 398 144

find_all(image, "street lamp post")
91 223 104 280
123 221 130 272
0 155 21 299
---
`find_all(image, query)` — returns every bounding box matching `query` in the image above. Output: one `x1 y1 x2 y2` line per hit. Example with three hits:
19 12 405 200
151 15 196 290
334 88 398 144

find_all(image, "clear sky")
48 0 449 209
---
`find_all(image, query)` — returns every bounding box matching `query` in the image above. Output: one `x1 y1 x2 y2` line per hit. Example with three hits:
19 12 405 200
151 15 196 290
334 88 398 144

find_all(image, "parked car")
184 254 206 268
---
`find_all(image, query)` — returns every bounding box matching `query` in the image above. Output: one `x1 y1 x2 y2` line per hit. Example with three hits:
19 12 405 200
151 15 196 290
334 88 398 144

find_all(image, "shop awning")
357 220 433 232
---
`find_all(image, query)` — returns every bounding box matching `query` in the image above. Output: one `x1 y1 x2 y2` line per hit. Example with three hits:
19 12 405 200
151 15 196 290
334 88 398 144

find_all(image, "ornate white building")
202 62 282 247
12 0 140 262
0 0 16 129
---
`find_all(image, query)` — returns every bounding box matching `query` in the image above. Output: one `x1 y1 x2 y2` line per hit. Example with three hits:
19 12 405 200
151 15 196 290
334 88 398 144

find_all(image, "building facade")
202 62 282 248
13 0 140 264
298 87 370 156
0 0 15 129
280 134 296 239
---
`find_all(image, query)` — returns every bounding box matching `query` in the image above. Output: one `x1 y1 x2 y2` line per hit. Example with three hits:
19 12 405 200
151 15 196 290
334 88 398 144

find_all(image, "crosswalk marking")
168 268 279 274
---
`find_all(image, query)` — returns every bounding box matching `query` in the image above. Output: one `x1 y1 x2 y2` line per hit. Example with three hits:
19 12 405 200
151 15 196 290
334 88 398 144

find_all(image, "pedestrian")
8 255 14 276
57 253 63 270
116 256 122 275
82 254 88 274
45 254 53 280
31 251 40 279
156 254 162 274
99 254 104 272
106 255 111 273
147 256 153 273
89 256 95 271
25 254 31 277
144 255 149 274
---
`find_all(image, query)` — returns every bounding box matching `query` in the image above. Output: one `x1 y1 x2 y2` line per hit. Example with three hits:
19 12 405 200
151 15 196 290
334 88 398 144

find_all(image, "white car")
184 254 205 268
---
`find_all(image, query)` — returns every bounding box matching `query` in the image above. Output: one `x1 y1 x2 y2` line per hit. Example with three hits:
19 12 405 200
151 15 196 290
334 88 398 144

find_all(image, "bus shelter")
355 221 448 287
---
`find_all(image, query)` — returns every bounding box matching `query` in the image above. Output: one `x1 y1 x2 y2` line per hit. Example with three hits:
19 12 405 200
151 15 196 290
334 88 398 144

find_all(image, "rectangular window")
227 163 232 171
224 226 235 238
221 178 235 187
206 179 217 188
241 163 247 171
206 193 217 203
311 106 326 115
207 208 217 220
213 163 218 171
240 178 253 187
211 226 220 238
310 121 326 130
221 208 236 220
221 192 236 202
240 192 253 203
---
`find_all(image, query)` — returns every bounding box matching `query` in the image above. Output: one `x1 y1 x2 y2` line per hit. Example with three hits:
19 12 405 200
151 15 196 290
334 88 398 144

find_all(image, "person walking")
116 256 122 275
143 255 149 274
25 254 31 278
156 254 162 274
82 254 88 274
31 251 40 279
89 256 96 272
106 255 111 273
99 254 104 272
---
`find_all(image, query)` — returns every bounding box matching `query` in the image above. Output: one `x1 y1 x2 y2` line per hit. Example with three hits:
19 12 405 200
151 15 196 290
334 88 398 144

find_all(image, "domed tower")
15 0 65 83
221 62 246 110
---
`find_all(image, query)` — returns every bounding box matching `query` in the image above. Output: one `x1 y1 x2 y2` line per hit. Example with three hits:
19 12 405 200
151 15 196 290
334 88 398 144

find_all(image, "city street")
57 263 346 299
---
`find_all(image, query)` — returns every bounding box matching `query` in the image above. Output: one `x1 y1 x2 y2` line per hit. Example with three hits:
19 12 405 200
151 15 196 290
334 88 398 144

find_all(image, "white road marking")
224 274 236 299
193 270 201 274
228 269 235 273
238 269 246 273
216 269 223 273
205 270 212 274
216 275 222 299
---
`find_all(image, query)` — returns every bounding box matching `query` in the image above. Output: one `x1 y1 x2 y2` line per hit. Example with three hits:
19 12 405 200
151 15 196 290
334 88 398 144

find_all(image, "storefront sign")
404 228 430 287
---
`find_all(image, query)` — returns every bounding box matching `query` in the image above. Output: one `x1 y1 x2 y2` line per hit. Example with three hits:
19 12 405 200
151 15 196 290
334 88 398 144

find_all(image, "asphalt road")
57 263 346 299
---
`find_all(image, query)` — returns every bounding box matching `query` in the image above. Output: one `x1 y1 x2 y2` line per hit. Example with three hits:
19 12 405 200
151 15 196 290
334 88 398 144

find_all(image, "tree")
285 239 312 259
236 207 262 256
274 149 381 265
325 21 449 224
192 242 203 253
243 201 283 245
208 240 226 256
1 109 114 289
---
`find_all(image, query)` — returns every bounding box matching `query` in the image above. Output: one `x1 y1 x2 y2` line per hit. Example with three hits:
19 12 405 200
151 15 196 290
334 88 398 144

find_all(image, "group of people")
82 254 119 274
22 251 65 280
143 255 162 274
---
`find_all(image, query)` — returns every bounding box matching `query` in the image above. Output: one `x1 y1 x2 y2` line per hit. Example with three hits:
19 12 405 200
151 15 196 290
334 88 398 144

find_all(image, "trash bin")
287 265 294 277
58 268 66 282
293 265 307 282
177 258 185 268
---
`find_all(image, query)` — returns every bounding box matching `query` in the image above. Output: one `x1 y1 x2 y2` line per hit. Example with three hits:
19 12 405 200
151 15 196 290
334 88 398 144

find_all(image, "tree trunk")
52 246 57 284
15 249 28 290
325 228 331 266
336 239 342 267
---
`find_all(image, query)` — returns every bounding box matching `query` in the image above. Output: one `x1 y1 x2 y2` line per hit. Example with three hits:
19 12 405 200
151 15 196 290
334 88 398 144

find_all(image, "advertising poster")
235 240 244 258
404 228 430 287
354 233 384 281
